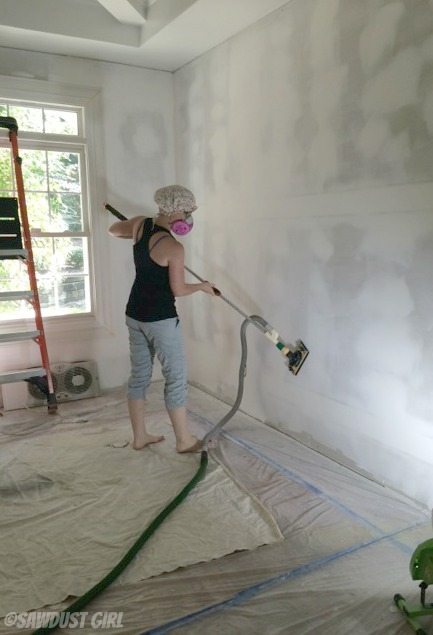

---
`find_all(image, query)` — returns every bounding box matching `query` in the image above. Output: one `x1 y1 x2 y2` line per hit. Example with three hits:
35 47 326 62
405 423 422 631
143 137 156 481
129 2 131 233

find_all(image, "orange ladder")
0 116 57 413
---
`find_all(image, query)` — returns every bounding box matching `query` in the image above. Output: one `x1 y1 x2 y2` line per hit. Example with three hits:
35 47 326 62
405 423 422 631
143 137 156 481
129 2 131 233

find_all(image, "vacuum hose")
202 316 264 448
29 204 309 633
32 315 257 634
33 452 208 634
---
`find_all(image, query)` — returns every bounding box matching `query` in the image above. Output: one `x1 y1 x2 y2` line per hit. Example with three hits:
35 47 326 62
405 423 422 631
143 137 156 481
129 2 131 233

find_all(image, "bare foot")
176 436 203 453
132 434 165 450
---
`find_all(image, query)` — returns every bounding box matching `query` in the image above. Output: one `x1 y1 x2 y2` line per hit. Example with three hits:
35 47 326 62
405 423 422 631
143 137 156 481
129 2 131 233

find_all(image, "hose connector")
202 429 222 451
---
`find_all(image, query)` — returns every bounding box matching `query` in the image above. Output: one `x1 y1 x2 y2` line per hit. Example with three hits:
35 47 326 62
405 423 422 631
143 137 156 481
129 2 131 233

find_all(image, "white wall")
174 0 433 506
0 48 175 393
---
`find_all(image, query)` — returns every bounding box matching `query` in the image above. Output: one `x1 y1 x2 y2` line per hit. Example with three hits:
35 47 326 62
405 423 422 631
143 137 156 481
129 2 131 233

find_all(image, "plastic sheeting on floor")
0 399 282 617
0 382 432 634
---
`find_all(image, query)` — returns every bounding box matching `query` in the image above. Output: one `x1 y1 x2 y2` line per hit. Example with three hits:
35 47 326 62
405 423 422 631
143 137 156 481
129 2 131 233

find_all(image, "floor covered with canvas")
0 382 431 634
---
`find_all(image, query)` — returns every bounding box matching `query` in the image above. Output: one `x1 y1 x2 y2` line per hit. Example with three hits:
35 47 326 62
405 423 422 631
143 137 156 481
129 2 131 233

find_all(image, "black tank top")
126 218 177 322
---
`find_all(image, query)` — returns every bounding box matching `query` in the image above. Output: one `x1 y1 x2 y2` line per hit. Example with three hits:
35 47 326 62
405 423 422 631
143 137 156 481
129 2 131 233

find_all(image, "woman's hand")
200 281 218 296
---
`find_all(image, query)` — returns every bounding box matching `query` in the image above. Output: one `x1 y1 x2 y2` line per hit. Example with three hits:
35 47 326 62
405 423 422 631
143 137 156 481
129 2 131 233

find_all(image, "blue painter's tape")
189 409 424 553
142 521 425 635
190 411 379 533
138 410 430 633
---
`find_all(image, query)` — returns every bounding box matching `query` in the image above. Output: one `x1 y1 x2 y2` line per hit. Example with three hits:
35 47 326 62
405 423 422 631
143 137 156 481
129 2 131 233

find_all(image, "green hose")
33 451 208 634
33 316 256 634
55 201 307 633
38 201 300 633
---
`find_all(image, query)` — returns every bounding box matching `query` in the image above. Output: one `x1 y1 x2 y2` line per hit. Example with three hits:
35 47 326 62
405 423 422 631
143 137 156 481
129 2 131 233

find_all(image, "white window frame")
0 76 109 335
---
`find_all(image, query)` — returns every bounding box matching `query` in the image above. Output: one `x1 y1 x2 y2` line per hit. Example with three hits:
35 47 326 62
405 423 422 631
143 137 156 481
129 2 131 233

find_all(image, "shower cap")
154 185 197 216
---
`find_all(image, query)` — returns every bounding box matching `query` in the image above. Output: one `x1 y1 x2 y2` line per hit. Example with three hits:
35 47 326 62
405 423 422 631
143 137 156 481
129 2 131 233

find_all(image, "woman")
109 185 216 452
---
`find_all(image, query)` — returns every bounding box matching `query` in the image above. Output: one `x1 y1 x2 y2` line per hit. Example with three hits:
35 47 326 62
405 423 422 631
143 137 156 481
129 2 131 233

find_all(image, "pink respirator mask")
169 213 194 236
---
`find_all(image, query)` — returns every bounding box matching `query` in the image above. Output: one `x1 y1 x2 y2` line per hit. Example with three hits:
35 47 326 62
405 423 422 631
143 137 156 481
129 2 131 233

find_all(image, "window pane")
21 149 48 191
50 192 83 231
21 156 84 230
55 237 87 273
37 277 55 311
0 191 14 201
44 109 78 135
48 151 80 192
27 192 83 233
0 148 12 191
8 105 43 132
0 259 31 319
58 275 88 311
32 237 88 275
27 236 90 316
0 259 28 292
26 192 50 230
0 105 7 116
0 297 34 319
32 237 52 274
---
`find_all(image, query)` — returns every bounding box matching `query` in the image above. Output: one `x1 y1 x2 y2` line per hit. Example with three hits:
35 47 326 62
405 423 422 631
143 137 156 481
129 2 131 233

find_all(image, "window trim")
0 75 111 335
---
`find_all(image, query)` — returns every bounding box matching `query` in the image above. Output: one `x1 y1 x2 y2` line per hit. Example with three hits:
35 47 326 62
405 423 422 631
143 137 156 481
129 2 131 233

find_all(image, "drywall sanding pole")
105 203 309 375
184 265 264 328
183 265 308 375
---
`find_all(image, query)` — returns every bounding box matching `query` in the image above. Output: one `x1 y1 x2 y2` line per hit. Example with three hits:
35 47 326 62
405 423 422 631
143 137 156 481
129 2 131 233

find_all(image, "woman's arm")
108 216 144 239
168 242 215 297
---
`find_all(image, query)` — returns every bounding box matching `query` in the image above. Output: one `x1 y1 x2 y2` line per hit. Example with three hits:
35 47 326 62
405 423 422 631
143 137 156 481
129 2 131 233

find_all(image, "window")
0 99 92 321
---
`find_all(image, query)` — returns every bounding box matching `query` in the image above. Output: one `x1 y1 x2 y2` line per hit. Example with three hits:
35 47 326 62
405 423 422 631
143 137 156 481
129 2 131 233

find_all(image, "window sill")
0 312 106 338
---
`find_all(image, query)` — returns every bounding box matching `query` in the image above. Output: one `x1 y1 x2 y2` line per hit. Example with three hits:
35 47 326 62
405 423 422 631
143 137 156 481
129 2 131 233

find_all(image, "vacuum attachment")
261 321 309 376
282 340 309 375
276 340 310 375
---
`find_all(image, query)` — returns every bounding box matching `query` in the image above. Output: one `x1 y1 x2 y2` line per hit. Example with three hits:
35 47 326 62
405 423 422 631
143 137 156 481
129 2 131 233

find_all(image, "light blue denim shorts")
125 315 187 409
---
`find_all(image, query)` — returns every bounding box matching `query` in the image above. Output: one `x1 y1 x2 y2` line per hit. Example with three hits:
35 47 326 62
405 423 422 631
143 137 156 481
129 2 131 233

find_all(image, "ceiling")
0 0 290 72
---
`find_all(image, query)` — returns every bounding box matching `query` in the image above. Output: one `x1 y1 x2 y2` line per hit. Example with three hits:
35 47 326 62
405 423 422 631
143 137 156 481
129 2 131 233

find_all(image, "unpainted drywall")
174 0 433 505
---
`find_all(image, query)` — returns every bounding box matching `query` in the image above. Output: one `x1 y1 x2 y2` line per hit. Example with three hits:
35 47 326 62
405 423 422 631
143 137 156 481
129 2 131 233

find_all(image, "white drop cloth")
1 385 431 634
0 411 282 616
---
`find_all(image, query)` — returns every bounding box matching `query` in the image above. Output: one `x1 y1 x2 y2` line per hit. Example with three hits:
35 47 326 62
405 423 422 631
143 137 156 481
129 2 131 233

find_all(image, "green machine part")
394 539 433 635
410 539 433 584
